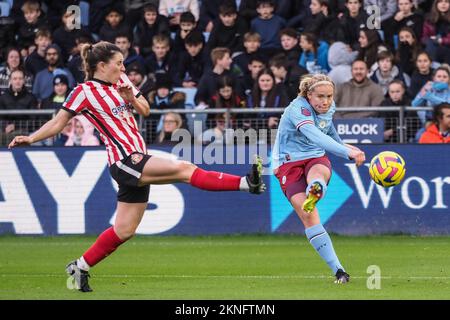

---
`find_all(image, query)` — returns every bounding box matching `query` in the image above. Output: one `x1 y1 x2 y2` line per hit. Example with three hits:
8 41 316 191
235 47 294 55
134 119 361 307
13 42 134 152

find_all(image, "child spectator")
16 0 47 53
421 0 450 64
383 0 424 48
156 111 184 144
380 80 419 142
144 34 177 82
0 48 33 95
209 75 246 122
198 0 222 32
126 62 154 98
172 11 198 54
246 68 289 129
395 27 424 76
98 5 131 43
419 102 450 143
41 74 70 109
251 0 286 56
327 41 358 86
233 31 264 76
279 28 301 65
370 50 411 95
269 53 307 100
159 0 200 29
114 34 146 70
356 28 388 73
133 4 170 58
207 3 248 54
175 30 209 87
408 51 434 98
32 44 75 102
242 53 266 95
413 65 450 124
299 32 330 73
195 47 240 106
65 116 100 147
338 0 368 49
24 29 52 77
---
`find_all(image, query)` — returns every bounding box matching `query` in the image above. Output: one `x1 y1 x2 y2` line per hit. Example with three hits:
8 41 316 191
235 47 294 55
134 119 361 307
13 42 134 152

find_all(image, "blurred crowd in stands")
0 0 449 145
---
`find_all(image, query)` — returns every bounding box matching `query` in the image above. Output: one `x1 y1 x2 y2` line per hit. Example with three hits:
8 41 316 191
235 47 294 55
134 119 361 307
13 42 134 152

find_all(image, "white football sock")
239 176 250 191
76 256 90 271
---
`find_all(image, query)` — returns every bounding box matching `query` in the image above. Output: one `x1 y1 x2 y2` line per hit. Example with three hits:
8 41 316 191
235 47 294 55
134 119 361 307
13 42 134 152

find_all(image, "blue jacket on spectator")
299 41 330 73
412 81 450 124
32 68 75 101
251 15 286 49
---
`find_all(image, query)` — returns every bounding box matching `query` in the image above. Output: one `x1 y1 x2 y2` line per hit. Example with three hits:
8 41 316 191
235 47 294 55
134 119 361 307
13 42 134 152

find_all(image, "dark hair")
268 53 288 69
216 74 235 90
377 50 394 63
251 68 279 108
5 47 22 68
433 103 450 124
433 65 450 79
214 75 241 110
428 0 450 24
279 28 299 39
114 32 131 43
185 30 204 46
143 3 158 13
357 28 383 69
248 53 266 65
388 79 406 90
396 26 422 64
300 32 319 54
180 11 196 24
256 0 275 7
35 28 52 40
219 3 237 15
80 41 122 81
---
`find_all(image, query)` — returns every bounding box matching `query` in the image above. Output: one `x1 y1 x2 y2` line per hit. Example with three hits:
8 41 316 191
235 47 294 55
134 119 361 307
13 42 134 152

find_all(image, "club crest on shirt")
285 154 291 161
301 107 311 116
319 120 327 129
131 153 143 165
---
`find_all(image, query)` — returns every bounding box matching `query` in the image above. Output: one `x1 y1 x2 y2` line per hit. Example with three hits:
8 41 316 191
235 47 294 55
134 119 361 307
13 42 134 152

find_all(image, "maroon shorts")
274 156 332 200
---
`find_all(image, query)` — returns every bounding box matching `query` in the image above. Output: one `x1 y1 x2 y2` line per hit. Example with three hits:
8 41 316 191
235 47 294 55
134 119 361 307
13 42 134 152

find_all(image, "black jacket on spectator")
303 13 341 44
408 70 433 98
174 48 210 87
233 50 267 76
238 0 258 28
53 27 90 62
207 16 248 53
67 54 84 84
16 14 48 50
24 51 48 77
396 41 422 76
0 86 37 109
41 92 69 110
383 12 424 48
338 10 369 49
198 0 222 31
283 47 302 66
195 69 242 105
133 15 170 58
99 21 131 43
284 63 308 101
0 17 16 53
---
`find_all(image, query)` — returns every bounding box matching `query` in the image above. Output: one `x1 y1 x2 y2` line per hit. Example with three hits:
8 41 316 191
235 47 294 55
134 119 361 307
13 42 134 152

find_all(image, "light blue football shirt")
272 96 350 169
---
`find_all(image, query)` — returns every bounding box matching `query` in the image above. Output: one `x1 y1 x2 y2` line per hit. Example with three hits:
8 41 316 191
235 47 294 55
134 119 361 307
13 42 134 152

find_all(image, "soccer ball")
369 151 406 187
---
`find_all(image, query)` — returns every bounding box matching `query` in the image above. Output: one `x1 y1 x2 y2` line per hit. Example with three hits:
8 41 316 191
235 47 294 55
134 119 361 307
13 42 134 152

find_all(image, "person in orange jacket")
419 103 450 143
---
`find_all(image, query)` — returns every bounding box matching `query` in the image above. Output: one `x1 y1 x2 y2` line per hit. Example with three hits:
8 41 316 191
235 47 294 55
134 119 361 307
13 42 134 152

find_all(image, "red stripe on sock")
190 168 241 191
82 227 125 267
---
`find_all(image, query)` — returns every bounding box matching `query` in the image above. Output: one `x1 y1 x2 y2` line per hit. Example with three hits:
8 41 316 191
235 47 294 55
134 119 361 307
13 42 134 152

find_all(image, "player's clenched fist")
8 136 32 149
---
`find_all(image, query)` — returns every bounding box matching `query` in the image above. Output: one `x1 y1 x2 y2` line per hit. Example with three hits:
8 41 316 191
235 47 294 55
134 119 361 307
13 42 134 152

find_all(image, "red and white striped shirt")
62 74 147 166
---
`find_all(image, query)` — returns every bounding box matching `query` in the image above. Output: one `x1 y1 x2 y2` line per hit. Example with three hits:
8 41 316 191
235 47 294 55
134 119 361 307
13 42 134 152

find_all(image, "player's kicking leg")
66 260 92 292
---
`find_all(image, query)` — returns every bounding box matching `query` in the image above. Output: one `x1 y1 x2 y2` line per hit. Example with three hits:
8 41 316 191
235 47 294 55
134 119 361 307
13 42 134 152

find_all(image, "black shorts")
110 152 152 203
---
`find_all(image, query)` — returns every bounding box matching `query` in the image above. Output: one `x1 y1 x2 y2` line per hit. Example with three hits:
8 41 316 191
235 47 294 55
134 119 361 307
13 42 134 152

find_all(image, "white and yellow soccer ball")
369 151 406 188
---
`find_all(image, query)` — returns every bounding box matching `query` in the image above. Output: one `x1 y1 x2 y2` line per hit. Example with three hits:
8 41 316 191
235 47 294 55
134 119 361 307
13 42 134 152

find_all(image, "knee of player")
114 224 137 241
176 161 197 179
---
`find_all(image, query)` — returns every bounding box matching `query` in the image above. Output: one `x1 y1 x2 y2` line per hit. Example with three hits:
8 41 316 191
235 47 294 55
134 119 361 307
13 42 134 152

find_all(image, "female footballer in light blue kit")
272 74 366 283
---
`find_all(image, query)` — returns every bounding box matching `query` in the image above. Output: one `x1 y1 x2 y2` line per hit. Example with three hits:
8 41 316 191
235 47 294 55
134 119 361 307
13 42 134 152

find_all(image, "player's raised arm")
8 108 73 149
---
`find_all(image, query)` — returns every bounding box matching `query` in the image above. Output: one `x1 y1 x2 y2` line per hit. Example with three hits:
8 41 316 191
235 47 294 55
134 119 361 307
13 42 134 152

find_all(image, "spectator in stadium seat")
174 30 209 88
67 34 94 85
269 53 307 101
327 41 358 86
302 0 342 44
364 0 397 23
408 51 434 98
299 32 330 73
356 28 388 74
279 28 301 66
250 0 286 56
421 0 450 64
382 0 424 48
335 60 385 118
16 0 48 55
195 47 241 106
209 75 246 123
133 3 170 58
207 3 248 54
337 0 368 50
239 0 259 28
126 62 153 98
24 29 52 77
65 115 100 146
412 65 450 124
98 5 131 43
144 34 178 83
370 50 411 95
158 0 200 29
0 48 33 95
246 68 289 129
155 111 184 144
172 11 198 54
233 32 264 76
41 74 70 110
114 34 146 71
380 79 420 142
395 27 424 77
419 102 450 143
32 44 75 102
0 69 37 140
242 53 266 96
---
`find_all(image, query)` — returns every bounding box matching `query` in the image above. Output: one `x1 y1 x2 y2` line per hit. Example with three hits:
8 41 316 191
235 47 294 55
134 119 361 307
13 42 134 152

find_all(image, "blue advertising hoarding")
0 145 449 235
333 118 385 143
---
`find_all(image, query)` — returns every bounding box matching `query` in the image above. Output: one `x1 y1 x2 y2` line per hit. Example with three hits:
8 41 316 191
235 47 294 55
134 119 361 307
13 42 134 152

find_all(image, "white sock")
76 256 90 271
239 176 249 191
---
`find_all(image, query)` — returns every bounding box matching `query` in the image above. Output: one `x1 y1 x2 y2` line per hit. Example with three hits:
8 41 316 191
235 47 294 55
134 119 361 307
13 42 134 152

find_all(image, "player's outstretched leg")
66 260 92 292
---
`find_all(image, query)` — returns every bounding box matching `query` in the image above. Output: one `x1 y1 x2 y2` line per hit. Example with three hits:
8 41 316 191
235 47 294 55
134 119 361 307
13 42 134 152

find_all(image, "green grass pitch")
1 235 449 300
